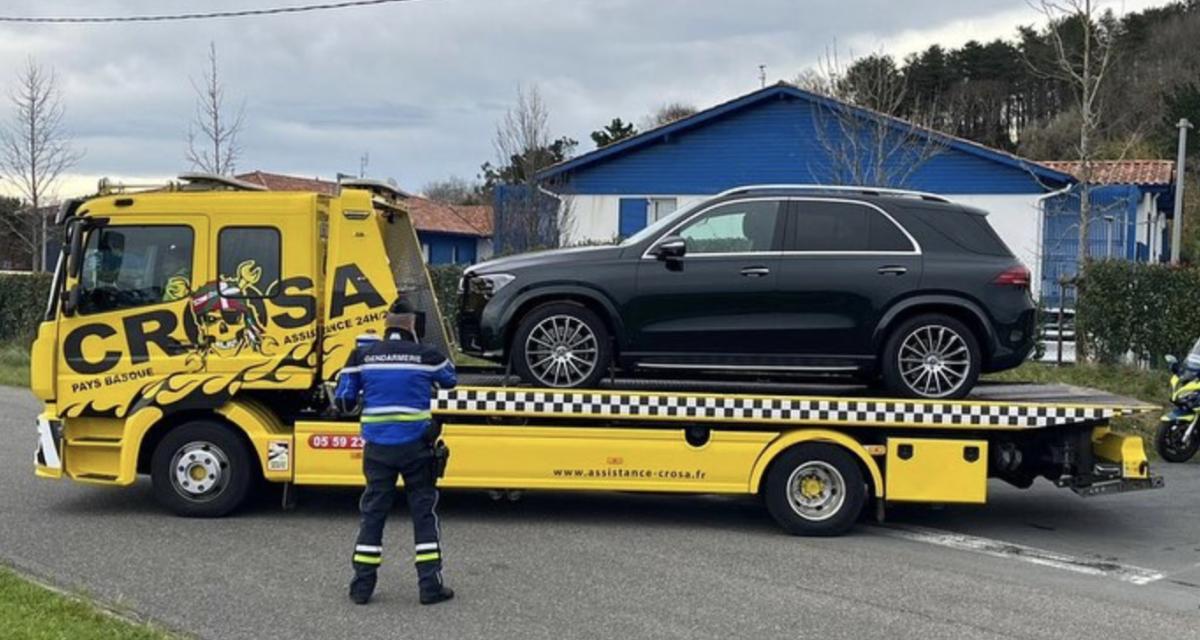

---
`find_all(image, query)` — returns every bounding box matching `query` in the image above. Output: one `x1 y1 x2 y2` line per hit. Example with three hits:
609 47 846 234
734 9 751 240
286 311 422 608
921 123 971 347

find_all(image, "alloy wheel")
524 314 599 387
898 324 971 398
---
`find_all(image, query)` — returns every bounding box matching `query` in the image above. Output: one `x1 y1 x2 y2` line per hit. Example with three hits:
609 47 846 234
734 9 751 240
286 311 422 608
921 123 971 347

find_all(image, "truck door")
201 216 318 386
55 216 208 416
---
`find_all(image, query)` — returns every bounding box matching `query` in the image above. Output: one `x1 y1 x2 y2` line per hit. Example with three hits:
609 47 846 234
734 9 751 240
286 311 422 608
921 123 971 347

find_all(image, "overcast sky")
0 0 1171 198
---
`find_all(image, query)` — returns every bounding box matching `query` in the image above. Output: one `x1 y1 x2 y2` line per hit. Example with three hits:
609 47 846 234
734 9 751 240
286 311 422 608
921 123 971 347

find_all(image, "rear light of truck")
992 265 1031 288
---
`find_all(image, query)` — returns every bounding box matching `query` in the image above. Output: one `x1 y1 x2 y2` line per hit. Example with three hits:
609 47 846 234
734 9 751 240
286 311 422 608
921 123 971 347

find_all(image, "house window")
649 197 677 223
218 227 281 298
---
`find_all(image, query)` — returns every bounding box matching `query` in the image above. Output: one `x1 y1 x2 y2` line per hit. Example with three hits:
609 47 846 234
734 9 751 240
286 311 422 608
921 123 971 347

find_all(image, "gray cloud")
0 0 1168 193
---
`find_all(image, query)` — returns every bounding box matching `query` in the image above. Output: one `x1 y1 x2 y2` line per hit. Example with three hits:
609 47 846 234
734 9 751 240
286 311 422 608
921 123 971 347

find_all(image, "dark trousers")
352 440 443 594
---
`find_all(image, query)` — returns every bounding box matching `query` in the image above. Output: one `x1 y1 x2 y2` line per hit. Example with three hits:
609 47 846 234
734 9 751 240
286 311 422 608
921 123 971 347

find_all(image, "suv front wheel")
881 313 980 400
512 302 612 388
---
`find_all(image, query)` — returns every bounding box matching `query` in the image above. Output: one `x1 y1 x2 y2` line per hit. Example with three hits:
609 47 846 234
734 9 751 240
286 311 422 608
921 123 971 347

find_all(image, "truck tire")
151 420 254 518
764 443 866 536
882 313 980 400
512 302 612 389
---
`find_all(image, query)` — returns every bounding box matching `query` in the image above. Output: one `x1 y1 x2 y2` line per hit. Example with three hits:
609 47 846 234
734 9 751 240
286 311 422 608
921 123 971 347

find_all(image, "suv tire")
512 302 612 388
882 313 980 400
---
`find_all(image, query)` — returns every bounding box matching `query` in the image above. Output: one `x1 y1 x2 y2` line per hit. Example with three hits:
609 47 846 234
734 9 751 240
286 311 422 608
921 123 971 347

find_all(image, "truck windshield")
77 225 194 315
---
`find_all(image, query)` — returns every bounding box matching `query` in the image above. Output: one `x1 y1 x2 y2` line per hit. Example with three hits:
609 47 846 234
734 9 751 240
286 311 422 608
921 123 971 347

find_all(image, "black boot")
419 586 454 605
349 573 377 605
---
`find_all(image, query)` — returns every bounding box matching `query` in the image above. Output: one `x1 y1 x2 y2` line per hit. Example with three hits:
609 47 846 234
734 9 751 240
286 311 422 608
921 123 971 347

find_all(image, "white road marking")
876 524 1165 586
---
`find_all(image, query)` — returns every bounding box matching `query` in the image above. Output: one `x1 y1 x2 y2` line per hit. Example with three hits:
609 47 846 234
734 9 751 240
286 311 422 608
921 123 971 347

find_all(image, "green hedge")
0 272 52 342
1076 261 1200 365
428 263 465 332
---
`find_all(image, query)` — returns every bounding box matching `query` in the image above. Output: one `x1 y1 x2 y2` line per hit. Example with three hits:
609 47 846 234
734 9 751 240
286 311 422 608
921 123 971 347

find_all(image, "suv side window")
789 201 914 253
218 227 281 298
675 200 781 254
78 225 194 314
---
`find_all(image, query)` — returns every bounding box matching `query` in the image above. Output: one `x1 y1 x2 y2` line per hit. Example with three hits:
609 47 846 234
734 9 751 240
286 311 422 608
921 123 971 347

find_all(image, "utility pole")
758 64 766 88
1171 118 1192 265
359 151 370 178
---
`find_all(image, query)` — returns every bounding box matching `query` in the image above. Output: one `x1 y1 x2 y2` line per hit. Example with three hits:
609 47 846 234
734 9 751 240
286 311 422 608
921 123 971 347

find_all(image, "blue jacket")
334 332 457 445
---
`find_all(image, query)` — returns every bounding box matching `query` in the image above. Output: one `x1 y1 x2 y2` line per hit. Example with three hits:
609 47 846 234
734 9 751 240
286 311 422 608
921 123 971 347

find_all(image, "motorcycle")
1155 337 1200 462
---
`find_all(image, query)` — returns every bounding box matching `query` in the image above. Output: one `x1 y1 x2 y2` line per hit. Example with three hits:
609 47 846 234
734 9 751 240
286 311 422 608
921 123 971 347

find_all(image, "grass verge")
984 361 1170 441
0 567 174 640
0 341 30 388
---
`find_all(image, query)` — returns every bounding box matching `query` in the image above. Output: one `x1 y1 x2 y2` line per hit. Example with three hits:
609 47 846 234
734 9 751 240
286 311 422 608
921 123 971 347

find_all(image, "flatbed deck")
445 371 1154 432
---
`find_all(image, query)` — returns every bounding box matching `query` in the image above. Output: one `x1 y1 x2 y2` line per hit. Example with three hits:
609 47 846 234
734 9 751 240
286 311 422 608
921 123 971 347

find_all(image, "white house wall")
562 192 1047 298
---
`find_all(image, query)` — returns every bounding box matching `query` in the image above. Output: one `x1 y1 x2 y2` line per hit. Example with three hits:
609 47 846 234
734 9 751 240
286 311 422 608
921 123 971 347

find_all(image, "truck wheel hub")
170 441 230 500
786 461 845 521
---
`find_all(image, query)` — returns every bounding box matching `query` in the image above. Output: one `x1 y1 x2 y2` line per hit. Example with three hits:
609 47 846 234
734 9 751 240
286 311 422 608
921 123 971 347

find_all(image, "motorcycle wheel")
1155 417 1200 463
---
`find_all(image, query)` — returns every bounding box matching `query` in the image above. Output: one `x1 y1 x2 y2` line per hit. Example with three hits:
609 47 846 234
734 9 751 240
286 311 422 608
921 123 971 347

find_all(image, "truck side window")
218 227 280 298
77 225 194 315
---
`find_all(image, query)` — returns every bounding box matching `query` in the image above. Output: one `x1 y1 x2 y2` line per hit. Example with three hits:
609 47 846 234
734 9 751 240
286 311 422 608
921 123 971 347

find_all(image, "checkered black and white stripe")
433 388 1122 430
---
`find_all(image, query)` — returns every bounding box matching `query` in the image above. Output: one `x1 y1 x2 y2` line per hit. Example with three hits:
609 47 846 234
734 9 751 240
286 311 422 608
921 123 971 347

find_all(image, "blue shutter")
618 198 648 239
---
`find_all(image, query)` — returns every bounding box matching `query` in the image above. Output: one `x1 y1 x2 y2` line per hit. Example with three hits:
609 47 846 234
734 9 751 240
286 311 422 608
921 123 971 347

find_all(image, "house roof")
537 83 1076 189
1040 160 1175 186
235 171 492 237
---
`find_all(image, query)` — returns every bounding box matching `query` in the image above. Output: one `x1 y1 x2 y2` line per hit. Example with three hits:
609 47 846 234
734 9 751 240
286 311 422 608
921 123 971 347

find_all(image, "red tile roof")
1039 160 1175 186
237 170 338 195
235 171 492 237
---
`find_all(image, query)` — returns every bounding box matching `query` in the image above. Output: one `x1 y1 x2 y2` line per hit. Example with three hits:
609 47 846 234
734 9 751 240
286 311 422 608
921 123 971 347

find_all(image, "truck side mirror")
65 219 85 278
651 236 687 261
1166 354 1180 375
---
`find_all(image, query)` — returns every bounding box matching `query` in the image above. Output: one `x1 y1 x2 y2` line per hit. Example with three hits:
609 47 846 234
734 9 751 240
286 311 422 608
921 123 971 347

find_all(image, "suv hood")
467 244 622 274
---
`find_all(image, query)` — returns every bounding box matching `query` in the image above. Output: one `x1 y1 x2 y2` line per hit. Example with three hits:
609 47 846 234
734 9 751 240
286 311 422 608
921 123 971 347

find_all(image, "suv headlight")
470 273 515 298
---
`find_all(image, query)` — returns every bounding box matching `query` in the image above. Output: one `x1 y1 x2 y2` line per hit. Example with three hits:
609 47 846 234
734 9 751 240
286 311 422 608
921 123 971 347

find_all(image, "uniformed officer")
335 298 457 606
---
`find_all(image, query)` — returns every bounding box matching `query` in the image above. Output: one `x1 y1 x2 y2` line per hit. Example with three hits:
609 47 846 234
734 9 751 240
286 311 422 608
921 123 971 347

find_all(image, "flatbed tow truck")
29 175 1162 535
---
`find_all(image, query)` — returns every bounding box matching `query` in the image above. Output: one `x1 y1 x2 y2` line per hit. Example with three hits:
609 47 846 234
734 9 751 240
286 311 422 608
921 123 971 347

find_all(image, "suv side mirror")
1166 354 1180 375
651 236 687 261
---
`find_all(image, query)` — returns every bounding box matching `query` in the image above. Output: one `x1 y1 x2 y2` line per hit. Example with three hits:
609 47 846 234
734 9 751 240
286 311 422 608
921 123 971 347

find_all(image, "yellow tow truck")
29 174 1162 535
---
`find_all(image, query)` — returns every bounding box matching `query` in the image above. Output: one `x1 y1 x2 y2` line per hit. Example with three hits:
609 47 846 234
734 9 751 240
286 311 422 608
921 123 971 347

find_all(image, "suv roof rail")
715 183 952 203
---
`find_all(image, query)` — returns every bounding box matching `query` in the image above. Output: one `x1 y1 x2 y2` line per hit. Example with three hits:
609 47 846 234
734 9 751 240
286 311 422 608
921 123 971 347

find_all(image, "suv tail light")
992 265 1031 288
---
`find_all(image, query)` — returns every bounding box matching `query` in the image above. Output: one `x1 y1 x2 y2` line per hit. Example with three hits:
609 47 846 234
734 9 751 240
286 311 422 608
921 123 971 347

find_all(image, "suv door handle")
877 266 908 276
740 266 770 277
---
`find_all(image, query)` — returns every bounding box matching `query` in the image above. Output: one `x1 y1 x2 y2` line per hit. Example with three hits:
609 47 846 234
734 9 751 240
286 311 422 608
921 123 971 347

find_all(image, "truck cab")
30 175 440 507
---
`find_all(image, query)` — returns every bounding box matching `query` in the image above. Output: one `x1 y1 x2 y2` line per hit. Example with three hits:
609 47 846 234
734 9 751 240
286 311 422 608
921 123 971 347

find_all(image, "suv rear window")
891 205 1012 256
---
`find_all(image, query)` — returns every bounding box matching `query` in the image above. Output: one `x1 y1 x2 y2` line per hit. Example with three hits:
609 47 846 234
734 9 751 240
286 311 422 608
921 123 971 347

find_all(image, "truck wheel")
882 314 980 400
764 443 866 536
512 302 612 389
151 420 254 517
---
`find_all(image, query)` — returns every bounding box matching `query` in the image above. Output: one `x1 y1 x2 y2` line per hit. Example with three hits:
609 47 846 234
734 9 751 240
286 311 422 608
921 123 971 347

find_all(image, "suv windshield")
1188 337 1200 369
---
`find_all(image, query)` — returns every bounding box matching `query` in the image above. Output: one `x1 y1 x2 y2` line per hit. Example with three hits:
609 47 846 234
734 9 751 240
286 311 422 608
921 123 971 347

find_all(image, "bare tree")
642 102 697 129
422 176 484 205
0 58 82 272
492 84 577 250
797 49 947 187
186 42 245 175
1026 0 1118 264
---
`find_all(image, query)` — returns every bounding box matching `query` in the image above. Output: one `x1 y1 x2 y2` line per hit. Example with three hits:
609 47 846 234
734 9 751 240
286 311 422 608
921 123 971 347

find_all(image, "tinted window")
218 227 280 298
892 206 1011 256
789 201 914 252
675 200 780 254
79 225 193 314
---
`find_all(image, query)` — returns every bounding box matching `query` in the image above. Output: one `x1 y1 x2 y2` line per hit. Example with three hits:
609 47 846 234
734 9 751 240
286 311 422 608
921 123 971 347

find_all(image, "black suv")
458 185 1035 399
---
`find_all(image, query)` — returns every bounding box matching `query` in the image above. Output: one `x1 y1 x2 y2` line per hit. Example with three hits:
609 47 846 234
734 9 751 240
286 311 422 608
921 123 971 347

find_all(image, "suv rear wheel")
512 302 612 388
882 313 980 400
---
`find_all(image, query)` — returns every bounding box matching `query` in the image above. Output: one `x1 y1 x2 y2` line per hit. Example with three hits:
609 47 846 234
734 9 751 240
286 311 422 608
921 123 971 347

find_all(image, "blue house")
533 83 1177 302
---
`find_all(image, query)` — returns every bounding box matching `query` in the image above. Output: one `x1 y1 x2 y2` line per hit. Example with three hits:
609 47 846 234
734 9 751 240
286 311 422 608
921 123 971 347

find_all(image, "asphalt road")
2 385 1199 640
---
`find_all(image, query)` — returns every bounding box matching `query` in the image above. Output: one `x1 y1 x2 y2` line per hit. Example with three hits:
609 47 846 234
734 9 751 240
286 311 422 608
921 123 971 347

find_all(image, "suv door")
773 199 922 366
629 199 784 362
